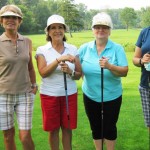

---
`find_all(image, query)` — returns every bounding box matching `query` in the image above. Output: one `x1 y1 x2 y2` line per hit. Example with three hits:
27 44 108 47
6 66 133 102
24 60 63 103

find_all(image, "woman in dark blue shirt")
133 27 150 132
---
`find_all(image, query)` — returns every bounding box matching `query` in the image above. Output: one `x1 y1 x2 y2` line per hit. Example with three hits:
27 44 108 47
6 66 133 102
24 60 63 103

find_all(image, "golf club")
101 67 104 150
63 71 70 128
63 63 73 150
149 130 150 150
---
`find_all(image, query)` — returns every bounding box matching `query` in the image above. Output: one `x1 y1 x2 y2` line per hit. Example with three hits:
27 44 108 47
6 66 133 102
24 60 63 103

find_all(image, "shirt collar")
47 41 69 50
90 39 112 50
105 39 113 49
0 33 24 42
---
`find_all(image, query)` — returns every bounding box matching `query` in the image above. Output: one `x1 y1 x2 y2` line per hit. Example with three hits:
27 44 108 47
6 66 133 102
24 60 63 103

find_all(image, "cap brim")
44 23 68 33
92 23 111 28
0 11 22 18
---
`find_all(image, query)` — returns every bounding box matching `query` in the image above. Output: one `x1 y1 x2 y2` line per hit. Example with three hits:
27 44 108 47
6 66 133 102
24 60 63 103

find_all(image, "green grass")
29 29 140 49
0 29 149 150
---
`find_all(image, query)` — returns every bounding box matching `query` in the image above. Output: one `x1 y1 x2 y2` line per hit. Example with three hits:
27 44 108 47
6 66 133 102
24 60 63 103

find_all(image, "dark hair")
46 25 67 42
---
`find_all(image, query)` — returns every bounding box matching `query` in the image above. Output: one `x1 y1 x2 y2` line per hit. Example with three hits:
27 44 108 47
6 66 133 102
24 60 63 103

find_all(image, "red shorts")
40 93 77 131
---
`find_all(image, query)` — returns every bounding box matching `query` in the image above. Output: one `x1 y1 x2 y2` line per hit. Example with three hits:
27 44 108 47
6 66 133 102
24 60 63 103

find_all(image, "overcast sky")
75 0 150 10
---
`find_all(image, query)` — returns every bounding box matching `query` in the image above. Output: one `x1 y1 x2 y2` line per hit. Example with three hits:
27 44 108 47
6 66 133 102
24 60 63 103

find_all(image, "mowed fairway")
0 29 149 150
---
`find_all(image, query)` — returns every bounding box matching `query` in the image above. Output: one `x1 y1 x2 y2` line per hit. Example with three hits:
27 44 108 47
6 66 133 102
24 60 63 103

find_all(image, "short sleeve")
116 45 128 66
35 46 45 59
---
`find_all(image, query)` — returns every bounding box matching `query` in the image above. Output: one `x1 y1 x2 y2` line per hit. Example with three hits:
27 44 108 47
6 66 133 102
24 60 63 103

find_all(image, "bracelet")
139 58 143 66
56 58 60 64
31 83 38 89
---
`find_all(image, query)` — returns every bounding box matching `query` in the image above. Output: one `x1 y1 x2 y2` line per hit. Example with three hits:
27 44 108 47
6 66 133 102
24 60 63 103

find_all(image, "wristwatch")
31 83 38 89
71 70 75 77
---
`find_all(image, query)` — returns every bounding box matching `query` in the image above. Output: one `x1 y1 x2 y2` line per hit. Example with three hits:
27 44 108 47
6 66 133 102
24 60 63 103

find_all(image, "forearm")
108 64 128 77
39 59 59 78
71 57 82 80
29 67 38 94
29 67 36 84
132 57 144 67
70 70 82 80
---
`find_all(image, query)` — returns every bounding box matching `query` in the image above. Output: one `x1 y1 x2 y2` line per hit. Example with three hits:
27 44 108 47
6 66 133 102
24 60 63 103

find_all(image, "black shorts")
83 93 122 140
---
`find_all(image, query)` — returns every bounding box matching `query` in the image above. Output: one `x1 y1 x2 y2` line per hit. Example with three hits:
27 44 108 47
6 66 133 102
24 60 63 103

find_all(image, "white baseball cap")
0 11 22 18
92 12 113 29
45 14 68 32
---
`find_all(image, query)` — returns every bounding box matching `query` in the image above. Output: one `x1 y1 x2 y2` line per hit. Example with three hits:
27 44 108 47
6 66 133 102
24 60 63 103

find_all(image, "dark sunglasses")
93 25 110 30
2 16 19 20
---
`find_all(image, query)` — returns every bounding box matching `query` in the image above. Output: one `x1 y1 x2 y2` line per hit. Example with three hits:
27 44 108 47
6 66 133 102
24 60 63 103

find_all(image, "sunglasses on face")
93 25 110 30
2 16 19 20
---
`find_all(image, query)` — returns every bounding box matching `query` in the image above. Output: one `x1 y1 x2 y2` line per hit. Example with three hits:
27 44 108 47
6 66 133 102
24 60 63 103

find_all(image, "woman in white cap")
78 12 128 150
0 4 37 150
35 14 82 150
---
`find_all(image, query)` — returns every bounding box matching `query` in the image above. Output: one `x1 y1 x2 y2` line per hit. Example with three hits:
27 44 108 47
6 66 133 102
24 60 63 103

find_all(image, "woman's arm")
58 55 82 80
36 54 77 78
28 39 37 94
132 46 150 68
71 56 82 80
132 46 144 67
100 57 128 77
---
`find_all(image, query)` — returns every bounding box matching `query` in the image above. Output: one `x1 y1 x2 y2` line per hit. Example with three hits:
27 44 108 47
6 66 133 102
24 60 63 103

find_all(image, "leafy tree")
120 7 137 31
18 5 34 33
1 0 148 34
20 0 39 8
58 0 80 36
106 9 124 29
134 10 142 28
140 7 150 28
0 0 8 8
76 3 87 30
8 0 22 5
33 2 51 33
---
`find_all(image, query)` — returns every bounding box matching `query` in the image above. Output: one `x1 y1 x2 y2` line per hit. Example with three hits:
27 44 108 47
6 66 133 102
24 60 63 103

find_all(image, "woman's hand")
99 57 128 77
99 57 111 69
57 54 75 63
59 62 72 74
142 53 150 64
31 84 38 95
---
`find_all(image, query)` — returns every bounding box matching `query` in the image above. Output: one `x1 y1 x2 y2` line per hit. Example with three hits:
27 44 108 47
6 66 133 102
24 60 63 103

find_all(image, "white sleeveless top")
36 42 78 96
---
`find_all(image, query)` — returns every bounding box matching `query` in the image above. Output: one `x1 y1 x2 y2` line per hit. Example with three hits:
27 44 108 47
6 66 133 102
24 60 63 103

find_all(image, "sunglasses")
93 25 110 30
2 16 19 20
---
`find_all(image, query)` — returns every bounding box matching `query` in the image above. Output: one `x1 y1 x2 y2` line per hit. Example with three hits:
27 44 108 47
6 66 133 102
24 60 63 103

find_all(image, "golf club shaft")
101 67 104 150
63 72 70 127
63 70 72 150
149 130 150 150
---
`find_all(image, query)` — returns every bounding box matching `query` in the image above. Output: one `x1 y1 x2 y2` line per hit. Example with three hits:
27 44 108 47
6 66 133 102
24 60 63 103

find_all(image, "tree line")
0 0 150 34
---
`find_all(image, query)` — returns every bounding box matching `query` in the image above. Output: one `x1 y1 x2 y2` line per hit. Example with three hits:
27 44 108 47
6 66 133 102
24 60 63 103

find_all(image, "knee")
50 128 60 136
3 128 15 143
19 131 32 144
61 127 72 135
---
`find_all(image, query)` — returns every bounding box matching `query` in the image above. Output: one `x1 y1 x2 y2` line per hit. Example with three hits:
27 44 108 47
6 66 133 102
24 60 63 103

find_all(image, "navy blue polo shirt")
136 27 150 88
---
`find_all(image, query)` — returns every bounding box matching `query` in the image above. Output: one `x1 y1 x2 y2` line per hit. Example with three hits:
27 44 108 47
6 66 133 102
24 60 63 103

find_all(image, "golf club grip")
101 67 104 101
63 72 67 90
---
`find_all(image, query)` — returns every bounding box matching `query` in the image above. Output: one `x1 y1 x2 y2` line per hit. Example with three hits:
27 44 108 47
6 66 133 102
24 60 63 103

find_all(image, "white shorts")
0 93 35 130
